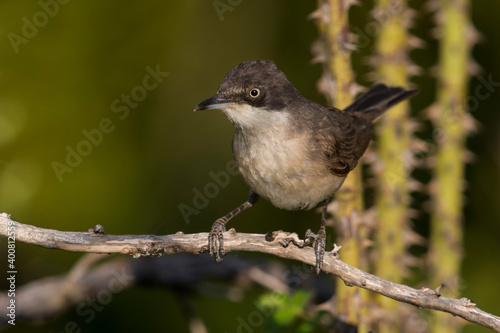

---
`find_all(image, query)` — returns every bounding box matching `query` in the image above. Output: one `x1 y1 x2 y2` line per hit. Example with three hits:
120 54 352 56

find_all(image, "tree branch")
1 213 499 332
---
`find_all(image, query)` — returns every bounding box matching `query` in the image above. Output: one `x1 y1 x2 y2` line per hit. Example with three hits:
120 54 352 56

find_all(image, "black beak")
194 94 234 111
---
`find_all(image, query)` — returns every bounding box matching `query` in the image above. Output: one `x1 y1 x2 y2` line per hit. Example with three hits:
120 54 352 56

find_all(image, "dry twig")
1 213 499 332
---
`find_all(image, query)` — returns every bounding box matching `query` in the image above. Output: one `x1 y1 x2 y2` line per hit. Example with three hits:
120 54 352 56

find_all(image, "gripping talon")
208 218 226 263
206 192 258 263
301 227 327 276
312 226 326 276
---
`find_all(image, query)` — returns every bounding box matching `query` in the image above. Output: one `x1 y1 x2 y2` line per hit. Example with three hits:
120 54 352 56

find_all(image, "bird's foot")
208 218 227 263
305 226 326 276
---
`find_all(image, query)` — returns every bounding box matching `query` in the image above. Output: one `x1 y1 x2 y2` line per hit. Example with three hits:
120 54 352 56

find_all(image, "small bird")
194 60 418 275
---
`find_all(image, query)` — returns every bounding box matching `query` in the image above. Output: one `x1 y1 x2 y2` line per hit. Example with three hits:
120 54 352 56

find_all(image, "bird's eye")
249 88 260 98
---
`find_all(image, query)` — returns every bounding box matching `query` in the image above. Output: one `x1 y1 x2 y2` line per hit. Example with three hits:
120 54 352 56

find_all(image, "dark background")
0 1 499 332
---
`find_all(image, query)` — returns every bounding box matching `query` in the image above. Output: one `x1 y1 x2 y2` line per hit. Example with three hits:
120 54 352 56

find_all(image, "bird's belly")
235 134 346 210
243 167 346 210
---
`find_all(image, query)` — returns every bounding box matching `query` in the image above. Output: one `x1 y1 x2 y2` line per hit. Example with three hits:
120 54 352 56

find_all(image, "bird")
194 60 418 275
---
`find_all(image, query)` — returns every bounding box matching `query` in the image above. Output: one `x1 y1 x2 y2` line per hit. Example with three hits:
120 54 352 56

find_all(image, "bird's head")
194 60 302 129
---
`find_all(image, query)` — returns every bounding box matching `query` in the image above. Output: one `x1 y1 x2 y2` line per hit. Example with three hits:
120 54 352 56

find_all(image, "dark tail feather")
344 84 419 122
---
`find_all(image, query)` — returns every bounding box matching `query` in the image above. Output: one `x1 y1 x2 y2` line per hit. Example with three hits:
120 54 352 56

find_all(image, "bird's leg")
209 191 259 263
305 199 328 276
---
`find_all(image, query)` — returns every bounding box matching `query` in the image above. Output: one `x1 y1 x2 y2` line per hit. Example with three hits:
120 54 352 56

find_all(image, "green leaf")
258 290 313 332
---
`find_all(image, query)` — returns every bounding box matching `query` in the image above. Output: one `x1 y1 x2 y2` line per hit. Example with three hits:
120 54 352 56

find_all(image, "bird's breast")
233 127 346 210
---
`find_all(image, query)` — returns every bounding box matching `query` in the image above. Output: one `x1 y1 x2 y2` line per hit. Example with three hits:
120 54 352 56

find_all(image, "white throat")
221 104 291 132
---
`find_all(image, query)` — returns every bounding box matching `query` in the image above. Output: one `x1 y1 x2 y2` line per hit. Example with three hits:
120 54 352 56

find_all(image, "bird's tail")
344 84 419 122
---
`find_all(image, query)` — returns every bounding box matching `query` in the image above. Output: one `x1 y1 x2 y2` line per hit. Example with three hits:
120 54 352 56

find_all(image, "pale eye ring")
249 88 261 98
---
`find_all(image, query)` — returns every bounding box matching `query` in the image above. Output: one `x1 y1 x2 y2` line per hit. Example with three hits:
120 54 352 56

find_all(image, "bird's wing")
313 109 373 176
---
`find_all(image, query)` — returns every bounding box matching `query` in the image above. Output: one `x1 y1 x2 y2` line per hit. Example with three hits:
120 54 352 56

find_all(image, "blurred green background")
0 1 499 332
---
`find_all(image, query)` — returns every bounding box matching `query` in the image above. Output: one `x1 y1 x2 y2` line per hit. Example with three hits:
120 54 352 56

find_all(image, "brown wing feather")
313 109 373 176
309 84 417 177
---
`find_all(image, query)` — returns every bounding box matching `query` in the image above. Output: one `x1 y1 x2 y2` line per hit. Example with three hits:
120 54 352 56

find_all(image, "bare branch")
1 213 499 332
0 254 133 324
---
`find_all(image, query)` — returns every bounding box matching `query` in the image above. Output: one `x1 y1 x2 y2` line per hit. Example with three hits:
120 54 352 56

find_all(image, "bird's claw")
208 218 226 263
304 227 326 276
313 227 326 276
